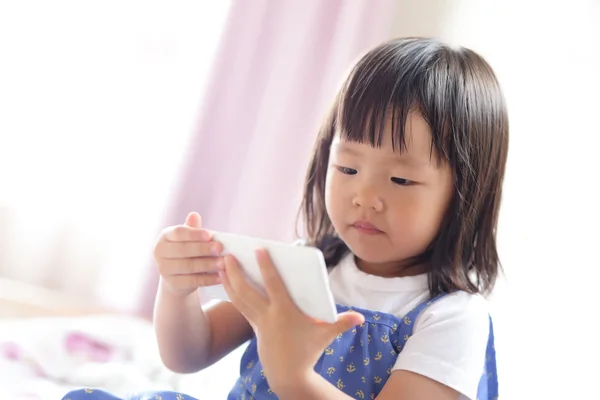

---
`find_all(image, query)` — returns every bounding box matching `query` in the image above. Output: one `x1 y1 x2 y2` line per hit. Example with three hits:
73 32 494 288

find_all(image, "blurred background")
0 0 599 398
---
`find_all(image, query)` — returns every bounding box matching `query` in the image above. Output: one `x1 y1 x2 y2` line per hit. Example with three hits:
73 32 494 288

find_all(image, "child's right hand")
153 212 223 297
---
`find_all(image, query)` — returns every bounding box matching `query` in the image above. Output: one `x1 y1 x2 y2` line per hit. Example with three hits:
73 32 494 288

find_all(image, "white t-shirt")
328 252 490 400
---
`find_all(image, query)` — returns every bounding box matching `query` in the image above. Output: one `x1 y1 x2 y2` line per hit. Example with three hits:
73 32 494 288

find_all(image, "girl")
64 37 508 400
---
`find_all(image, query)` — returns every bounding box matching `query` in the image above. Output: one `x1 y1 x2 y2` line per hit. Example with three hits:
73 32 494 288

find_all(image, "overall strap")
478 315 499 399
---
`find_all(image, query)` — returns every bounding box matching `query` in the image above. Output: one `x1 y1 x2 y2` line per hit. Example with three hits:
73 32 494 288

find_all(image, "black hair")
298 37 509 296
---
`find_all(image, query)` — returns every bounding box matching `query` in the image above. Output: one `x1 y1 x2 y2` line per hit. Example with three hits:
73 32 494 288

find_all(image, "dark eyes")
337 166 357 175
391 177 413 186
336 166 413 186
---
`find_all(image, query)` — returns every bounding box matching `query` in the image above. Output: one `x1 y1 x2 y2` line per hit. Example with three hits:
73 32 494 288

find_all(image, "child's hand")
220 249 364 395
153 212 223 297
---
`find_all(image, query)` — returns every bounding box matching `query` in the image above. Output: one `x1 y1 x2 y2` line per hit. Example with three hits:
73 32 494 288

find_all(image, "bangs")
336 38 453 165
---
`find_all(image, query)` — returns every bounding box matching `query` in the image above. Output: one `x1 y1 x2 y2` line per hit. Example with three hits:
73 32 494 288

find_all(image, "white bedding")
0 314 244 400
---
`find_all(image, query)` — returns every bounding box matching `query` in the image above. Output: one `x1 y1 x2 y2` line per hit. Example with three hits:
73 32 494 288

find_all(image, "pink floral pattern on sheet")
65 332 116 362
1 341 22 360
0 316 182 399
1 341 46 377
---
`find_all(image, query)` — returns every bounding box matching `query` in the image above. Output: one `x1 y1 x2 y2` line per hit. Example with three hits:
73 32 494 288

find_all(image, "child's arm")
275 370 459 400
276 293 488 399
154 280 253 373
152 212 253 373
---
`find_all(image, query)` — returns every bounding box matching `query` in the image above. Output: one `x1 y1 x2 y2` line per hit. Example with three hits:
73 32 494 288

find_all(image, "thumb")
185 212 202 228
331 311 364 337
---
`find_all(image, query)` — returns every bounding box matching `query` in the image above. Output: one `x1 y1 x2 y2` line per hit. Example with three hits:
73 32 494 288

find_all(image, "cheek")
325 171 349 219
388 192 449 239
324 169 337 214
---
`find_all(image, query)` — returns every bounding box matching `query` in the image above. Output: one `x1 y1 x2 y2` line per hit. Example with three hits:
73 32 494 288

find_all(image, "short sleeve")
392 292 490 400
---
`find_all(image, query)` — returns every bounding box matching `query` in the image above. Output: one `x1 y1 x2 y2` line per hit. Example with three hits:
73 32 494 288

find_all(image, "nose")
352 184 384 212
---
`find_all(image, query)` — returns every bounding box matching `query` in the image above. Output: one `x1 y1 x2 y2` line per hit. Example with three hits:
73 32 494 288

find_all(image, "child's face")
325 111 454 276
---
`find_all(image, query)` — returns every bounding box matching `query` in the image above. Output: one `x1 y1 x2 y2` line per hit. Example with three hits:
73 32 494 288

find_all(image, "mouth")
351 220 383 235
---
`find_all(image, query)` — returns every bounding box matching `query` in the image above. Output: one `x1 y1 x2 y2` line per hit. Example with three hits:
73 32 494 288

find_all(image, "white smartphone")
201 231 338 323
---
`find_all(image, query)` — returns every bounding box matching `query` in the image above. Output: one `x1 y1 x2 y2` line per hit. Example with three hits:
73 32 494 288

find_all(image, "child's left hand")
219 248 364 394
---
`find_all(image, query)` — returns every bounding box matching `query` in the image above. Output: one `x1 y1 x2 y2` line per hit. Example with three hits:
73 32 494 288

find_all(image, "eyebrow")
336 144 429 169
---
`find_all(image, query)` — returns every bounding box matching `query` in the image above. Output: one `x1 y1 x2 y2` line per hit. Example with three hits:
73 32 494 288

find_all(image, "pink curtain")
138 0 402 318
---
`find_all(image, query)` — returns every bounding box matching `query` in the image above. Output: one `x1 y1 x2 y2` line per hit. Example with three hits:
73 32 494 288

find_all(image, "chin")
340 230 421 266
342 237 395 264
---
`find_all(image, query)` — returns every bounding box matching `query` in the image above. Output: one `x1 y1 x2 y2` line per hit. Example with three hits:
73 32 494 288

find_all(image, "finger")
255 248 292 305
170 273 222 290
330 311 364 337
219 267 258 322
159 256 224 275
185 212 202 228
157 240 223 259
223 255 268 310
162 225 213 242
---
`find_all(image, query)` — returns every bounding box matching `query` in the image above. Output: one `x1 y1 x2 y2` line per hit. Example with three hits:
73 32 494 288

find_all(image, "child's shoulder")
413 290 491 341
429 290 489 314
398 292 494 398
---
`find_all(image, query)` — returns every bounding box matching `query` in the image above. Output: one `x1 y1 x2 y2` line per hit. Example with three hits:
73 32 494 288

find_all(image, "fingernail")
211 244 221 255
215 258 224 270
